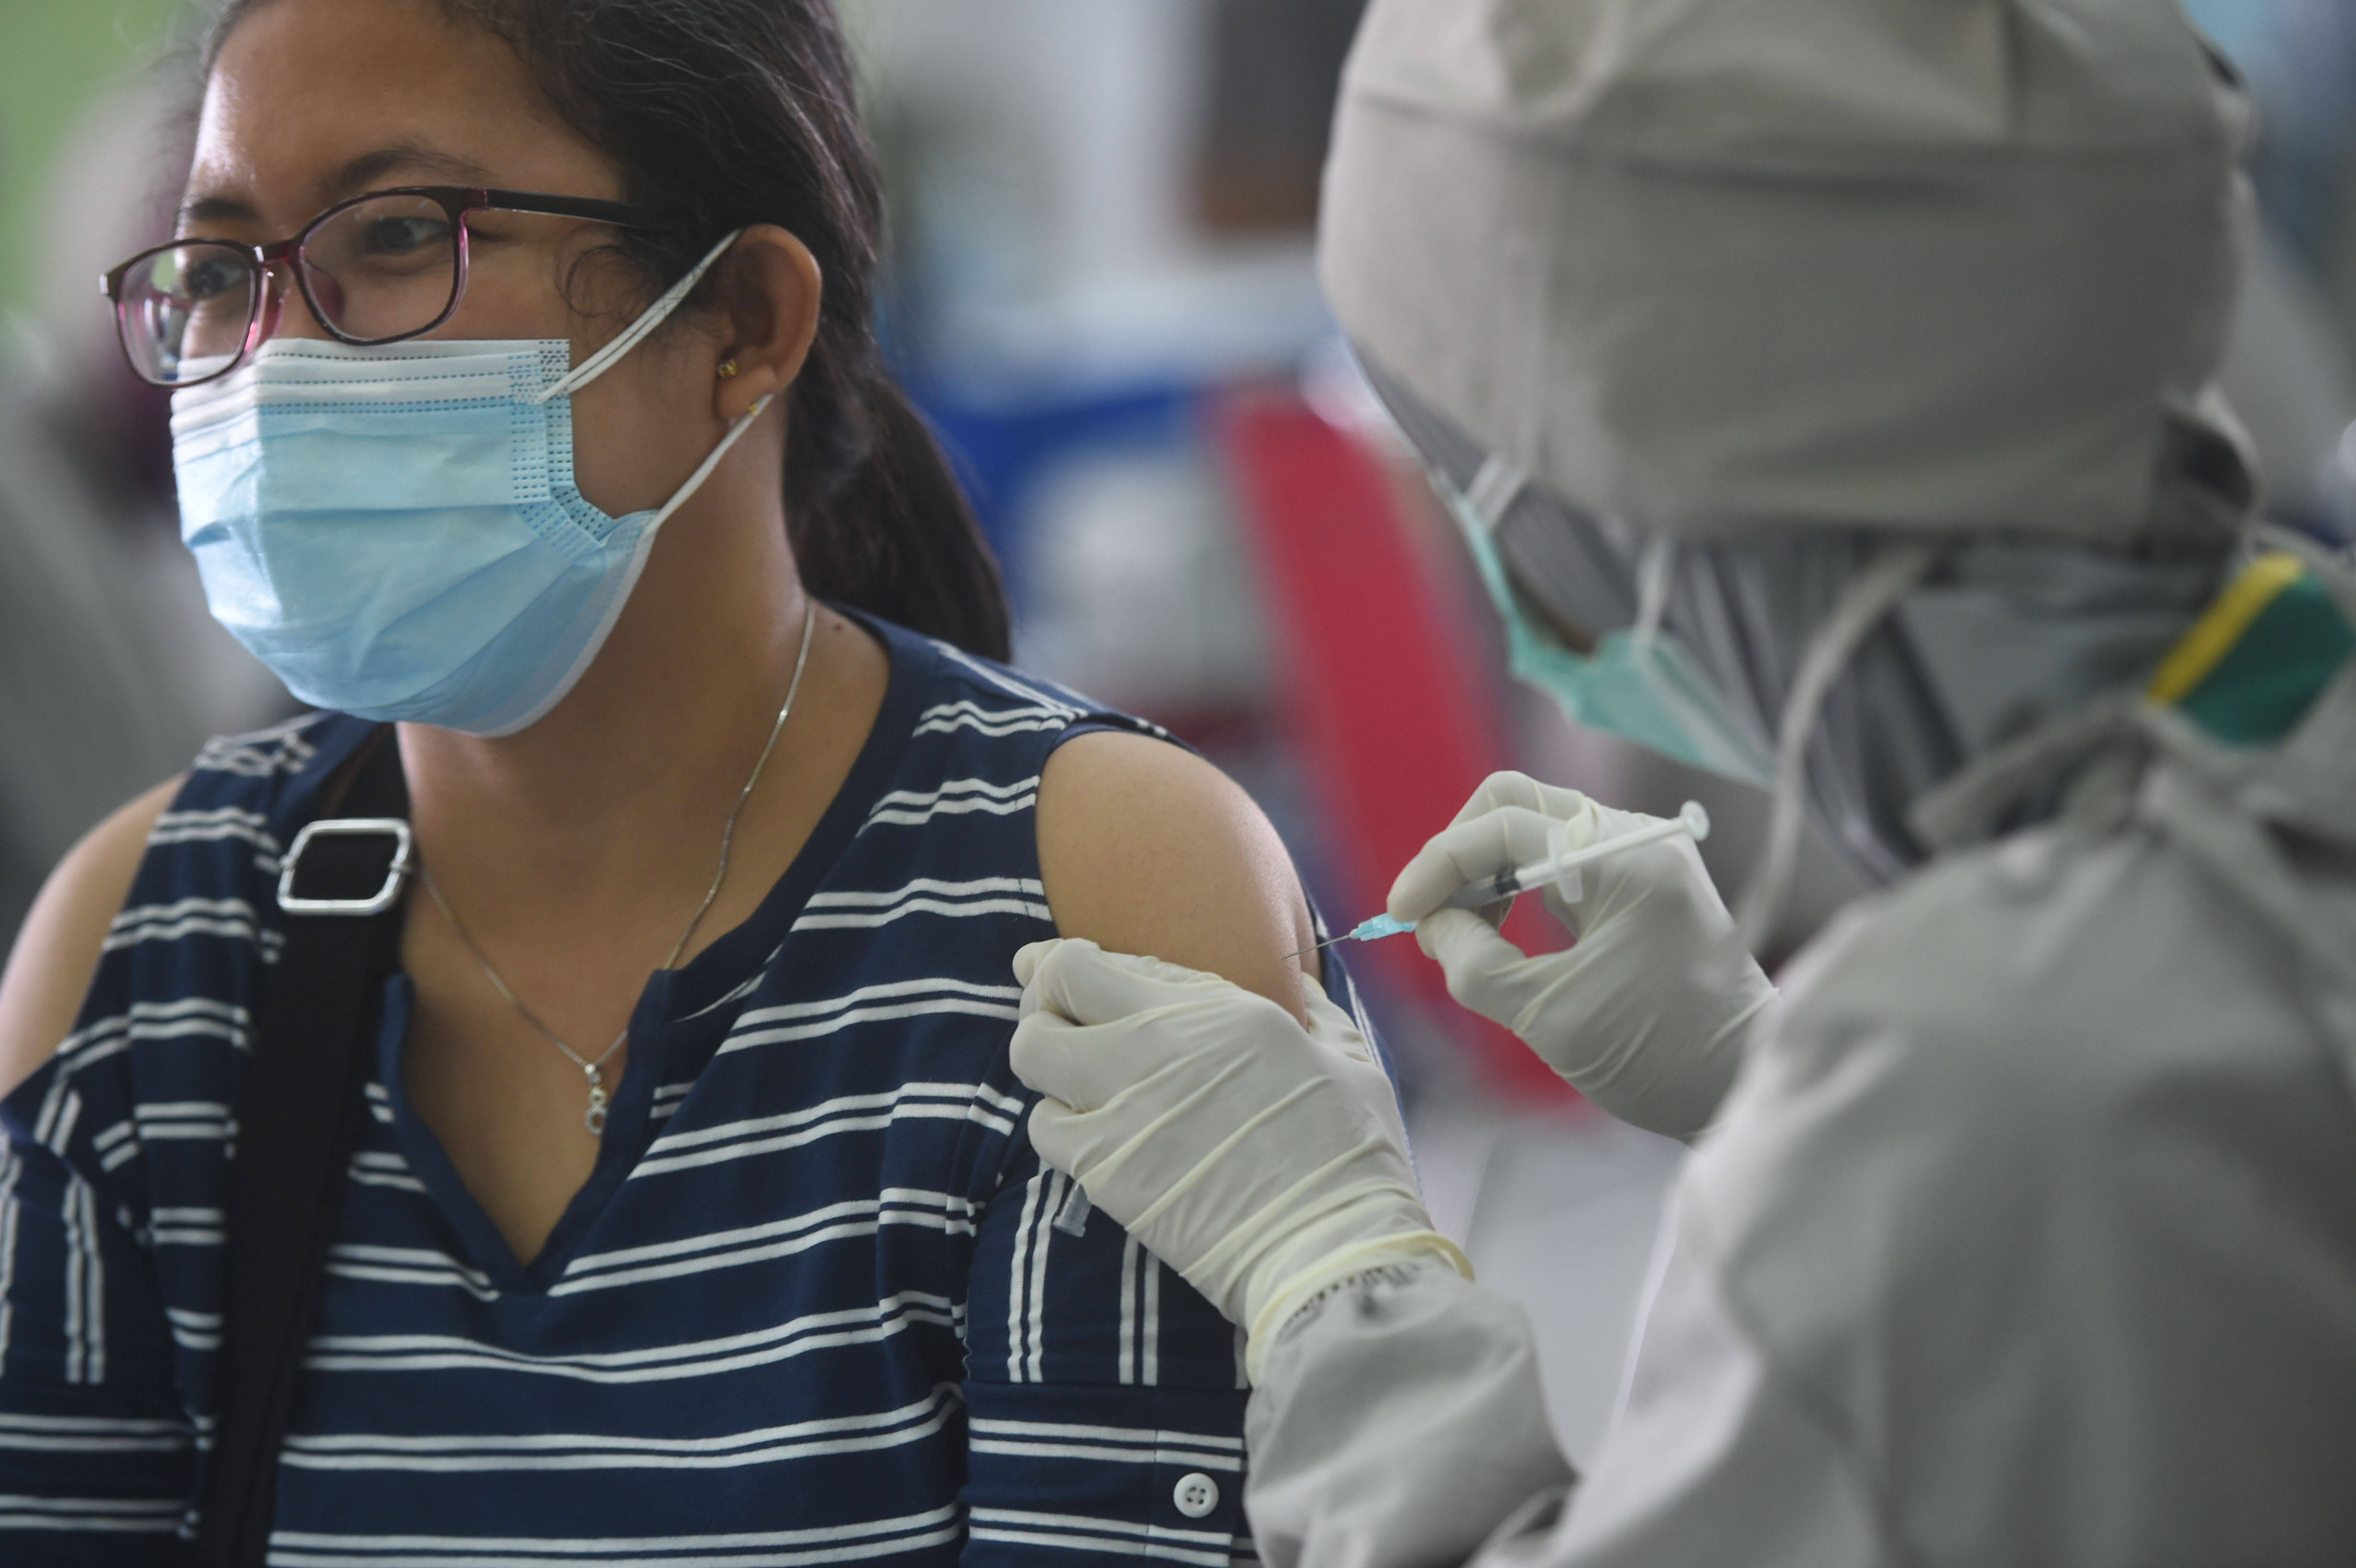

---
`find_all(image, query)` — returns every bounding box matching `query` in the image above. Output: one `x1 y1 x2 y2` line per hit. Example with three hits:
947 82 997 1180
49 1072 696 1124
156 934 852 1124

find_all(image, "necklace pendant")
583 1065 609 1138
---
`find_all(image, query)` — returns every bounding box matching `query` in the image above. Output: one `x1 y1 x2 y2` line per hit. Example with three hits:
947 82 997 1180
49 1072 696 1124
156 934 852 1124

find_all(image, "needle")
1287 801 1710 960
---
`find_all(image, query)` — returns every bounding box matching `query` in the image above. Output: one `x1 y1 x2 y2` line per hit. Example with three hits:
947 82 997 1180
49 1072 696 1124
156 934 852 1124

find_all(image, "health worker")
1008 0 2356 1563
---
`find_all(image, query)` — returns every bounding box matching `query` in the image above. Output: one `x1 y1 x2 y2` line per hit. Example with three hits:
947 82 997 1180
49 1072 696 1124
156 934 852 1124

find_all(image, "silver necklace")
420 603 818 1137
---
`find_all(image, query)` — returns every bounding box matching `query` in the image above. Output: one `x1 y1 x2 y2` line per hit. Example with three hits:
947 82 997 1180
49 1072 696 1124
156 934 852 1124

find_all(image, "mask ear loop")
1735 539 1942 952
644 393 775 535
1461 453 1530 534
532 229 745 406
526 225 772 541
1633 535 1674 648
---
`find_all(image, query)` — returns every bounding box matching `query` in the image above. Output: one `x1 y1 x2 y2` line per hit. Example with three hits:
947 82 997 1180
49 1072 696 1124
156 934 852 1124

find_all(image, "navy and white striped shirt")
0 615 1371 1566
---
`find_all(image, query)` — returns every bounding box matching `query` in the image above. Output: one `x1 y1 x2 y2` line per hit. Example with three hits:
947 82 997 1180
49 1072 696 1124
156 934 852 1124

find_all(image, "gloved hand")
1010 938 1469 1378
1388 771 1773 1140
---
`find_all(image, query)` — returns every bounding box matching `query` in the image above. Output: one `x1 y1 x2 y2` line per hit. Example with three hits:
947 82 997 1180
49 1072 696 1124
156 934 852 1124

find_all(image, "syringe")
1293 801 1710 958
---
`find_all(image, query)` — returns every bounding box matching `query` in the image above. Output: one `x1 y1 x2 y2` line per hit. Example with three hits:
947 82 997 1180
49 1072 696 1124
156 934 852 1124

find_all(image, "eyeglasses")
100 185 660 389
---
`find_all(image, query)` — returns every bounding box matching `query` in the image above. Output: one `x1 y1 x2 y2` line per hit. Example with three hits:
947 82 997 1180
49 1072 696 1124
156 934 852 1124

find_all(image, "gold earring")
716 358 742 381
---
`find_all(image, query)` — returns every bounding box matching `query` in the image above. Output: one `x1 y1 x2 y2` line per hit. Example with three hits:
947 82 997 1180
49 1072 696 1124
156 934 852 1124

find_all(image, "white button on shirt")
1173 1472 1220 1519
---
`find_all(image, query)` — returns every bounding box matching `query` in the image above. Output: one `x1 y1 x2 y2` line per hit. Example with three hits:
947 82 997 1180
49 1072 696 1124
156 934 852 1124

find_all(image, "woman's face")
189 0 735 519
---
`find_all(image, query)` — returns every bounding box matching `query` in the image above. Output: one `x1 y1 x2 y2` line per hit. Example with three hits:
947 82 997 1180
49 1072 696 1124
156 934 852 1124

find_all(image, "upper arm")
0 777 182 1100
964 732 1287 1562
1035 731 1318 1024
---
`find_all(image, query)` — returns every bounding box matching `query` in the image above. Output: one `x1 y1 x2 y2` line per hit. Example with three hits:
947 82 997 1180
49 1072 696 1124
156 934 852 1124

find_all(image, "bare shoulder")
1036 730 1318 1022
0 777 183 1099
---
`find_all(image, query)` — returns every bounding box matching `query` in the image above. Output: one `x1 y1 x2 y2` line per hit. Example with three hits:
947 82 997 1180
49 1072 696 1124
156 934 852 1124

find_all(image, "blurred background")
6 0 2356 1467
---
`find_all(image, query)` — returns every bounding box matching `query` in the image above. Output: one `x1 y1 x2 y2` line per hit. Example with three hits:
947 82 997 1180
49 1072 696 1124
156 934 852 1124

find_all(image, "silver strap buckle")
276 818 414 916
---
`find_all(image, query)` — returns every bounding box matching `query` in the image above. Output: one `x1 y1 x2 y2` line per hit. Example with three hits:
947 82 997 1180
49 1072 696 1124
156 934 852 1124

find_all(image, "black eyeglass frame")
99 185 663 388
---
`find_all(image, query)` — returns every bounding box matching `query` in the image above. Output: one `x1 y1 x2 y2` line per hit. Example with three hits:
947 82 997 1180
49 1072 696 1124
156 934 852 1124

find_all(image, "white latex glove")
1388 771 1774 1140
1010 938 1469 1379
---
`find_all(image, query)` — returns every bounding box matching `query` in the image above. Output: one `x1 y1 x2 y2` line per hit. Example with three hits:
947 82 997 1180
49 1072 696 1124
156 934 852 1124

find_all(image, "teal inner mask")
1362 346 2234 893
1433 455 1777 790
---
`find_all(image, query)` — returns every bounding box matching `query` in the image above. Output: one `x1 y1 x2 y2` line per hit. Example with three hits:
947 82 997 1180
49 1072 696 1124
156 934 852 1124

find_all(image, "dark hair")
201 0 1011 661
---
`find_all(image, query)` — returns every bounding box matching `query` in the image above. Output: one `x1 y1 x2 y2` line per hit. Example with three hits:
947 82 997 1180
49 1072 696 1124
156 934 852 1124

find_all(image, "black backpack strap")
197 730 411 1568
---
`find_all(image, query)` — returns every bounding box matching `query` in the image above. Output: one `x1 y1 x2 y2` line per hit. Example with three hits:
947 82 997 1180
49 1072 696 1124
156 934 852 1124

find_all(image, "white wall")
845 0 1329 396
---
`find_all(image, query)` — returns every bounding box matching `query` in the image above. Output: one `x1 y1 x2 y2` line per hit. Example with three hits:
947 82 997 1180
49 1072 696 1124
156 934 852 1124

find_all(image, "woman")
0 0 1340 1559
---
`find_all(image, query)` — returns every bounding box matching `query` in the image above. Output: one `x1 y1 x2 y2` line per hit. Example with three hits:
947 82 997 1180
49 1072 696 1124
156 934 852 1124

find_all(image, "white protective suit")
1245 589 2356 1564
1010 0 2356 1564
1254 0 2356 1560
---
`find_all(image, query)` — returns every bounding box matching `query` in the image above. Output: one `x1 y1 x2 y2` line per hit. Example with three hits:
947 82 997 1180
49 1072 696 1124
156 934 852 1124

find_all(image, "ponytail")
787 365 1011 662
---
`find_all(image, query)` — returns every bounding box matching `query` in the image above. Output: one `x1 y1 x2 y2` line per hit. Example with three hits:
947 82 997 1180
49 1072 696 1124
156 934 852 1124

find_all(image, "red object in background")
1216 388 1574 1104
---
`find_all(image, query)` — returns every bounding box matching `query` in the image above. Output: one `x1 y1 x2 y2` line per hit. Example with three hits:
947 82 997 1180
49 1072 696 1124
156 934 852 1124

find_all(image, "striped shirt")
0 615 1373 1566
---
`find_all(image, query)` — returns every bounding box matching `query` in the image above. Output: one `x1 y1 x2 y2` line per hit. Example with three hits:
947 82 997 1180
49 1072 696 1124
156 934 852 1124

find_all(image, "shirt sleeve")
960 1134 1255 1568
0 1066 196 1565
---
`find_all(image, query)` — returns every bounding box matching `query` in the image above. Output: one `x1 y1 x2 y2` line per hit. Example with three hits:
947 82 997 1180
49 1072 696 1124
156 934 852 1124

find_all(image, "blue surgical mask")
168 232 766 737
1431 456 1777 789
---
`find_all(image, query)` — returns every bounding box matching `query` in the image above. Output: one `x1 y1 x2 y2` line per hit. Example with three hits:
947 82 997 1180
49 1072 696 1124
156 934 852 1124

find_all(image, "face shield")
1322 0 2259 931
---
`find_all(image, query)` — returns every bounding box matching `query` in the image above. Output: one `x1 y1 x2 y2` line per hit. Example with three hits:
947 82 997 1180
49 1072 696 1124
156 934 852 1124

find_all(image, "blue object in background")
2182 0 2356 267
900 371 1202 606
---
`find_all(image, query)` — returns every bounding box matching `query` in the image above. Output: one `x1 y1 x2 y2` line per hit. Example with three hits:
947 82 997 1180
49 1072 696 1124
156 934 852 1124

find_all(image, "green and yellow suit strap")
2148 551 2355 746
